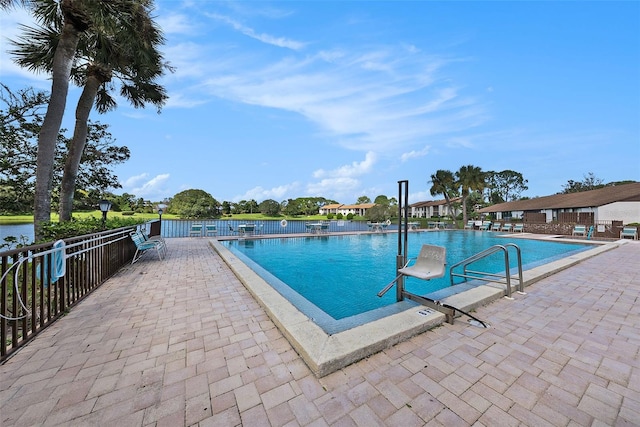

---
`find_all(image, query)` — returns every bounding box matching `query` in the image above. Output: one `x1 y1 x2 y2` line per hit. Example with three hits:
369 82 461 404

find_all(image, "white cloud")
206 13 306 50
164 92 209 109
122 174 170 199
234 182 301 203
400 145 431 162
305 153 378 201
408 190 434 203
0 9 50 85
313 152 377 179
156 13 195 35
306 177 361 200
122 173 149 187
197 43 484 152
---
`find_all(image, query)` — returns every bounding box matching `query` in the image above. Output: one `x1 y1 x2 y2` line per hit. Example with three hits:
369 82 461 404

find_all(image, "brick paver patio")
1 238 639 426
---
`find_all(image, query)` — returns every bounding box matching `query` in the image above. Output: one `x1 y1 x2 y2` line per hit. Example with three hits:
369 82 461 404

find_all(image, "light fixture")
157 203 166 218
98 199 112 227
98 199 112 213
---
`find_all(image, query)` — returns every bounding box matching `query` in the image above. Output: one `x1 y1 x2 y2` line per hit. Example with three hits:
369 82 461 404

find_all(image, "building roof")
320 203 343 210
340 203 376 209
320 203 377 210
410 197 461 208
478 182 640 213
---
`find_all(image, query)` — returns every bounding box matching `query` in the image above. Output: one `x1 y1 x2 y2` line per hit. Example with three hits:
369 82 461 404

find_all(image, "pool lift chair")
397 245 447 281
378 180 489 328
379 243 458 324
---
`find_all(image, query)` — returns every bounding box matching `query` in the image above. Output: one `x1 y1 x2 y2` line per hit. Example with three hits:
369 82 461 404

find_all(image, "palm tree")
57 1 168 221
456 165 485 225
17 0 92 239
429 169 457 224
11 0 169 223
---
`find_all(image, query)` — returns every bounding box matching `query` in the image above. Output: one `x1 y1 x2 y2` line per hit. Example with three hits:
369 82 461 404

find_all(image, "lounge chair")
491 223 501 232
228 225 238 236
572 225 586 237
479 221 491 231
142 230 166 252
620 226 638 240
464 220 474 230
130 231 164 264
513 223 524 233
189 224 203 237
205 224 217 237
398 244 446 281
501 223 512 232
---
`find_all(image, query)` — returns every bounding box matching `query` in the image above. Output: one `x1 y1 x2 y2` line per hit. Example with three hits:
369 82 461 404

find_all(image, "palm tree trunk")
443 195 456 228
461 196 468 225
59 74 101 221
33 19 81 240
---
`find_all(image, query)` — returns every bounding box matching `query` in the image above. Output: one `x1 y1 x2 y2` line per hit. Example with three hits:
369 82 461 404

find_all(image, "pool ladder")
449 243 525 299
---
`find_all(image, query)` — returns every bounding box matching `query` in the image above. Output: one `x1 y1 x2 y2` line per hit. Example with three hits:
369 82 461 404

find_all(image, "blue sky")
1 1 639 205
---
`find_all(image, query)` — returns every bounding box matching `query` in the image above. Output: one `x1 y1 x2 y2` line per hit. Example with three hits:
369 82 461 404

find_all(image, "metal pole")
403 180 409 266
396 180 409 302
397 181 402 257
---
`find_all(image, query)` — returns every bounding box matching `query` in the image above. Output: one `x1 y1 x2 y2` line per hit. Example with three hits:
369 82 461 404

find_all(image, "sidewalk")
1 238 638 426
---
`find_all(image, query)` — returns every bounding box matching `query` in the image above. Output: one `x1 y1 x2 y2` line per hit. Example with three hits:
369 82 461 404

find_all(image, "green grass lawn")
0 212 334 224
0 211 175 224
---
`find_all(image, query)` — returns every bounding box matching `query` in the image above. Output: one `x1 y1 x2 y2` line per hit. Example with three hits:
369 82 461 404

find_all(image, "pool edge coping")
209 236 622 377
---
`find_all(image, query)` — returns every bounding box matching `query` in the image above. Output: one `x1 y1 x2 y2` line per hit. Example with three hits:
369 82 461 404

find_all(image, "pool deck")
1 235 639 426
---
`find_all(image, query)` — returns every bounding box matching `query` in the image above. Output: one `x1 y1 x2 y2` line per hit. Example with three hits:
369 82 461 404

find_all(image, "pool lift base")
378 275 487 327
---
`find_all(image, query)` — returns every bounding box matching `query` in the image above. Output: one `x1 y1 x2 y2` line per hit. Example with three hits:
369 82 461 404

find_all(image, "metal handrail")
1 227 138 362
449 244 524 298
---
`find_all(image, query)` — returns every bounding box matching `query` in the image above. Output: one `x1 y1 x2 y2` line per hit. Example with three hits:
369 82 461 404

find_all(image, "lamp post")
98 199 112 229
157 203 167 235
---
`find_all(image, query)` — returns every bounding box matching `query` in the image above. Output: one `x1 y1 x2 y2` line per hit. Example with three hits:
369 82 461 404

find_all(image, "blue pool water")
223 231 591 329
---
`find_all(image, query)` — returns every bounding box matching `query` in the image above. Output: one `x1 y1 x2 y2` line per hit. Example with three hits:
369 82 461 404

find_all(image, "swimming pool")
222 231 591 332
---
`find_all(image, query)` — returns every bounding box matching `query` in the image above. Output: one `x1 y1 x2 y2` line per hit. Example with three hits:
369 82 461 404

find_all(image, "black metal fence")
1 226 138 362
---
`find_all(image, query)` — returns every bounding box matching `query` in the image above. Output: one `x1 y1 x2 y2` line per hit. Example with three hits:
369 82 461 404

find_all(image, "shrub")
38 217 144 243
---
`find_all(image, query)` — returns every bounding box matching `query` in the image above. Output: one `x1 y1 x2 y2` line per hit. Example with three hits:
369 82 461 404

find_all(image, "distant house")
409 197 462 218
318 203 343 216
318 203 377 217
477 182 640 224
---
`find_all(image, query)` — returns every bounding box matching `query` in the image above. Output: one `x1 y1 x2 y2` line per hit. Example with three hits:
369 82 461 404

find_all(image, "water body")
0 223 34 244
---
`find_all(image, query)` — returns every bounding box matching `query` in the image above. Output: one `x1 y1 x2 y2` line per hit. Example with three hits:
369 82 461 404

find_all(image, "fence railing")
154 219 379 237
1 226 138 362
